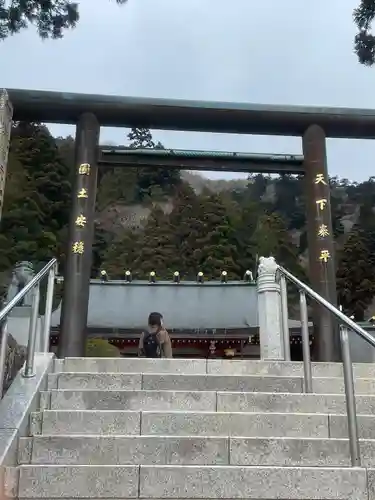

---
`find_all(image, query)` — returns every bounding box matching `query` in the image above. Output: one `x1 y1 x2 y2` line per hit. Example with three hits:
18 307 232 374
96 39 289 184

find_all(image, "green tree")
10 122 71 232
101 228 141 279
273 175 305 230
0 153 27 272
337 229 375 320
169 184 201 278
252 212 304 278
55 135 75 182
132 205 178 279
354 0 375 65
0 0 127 40
185 193 240 279
231 198 259 276
127 128 181 202
96 128 181 208
92 226 113 278
0 122 71 270
97 167 138 209
128 128 156 149
247 174 270 201
353 178 375 257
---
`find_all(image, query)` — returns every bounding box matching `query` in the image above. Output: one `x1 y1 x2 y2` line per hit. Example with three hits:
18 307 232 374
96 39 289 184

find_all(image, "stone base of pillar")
257 256 284 360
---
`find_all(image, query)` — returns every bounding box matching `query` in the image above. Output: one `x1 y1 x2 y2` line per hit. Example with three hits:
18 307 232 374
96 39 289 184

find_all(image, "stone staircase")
11 357 375 499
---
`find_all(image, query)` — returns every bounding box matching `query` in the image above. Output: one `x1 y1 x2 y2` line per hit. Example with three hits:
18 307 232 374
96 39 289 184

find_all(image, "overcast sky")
1 0 375 181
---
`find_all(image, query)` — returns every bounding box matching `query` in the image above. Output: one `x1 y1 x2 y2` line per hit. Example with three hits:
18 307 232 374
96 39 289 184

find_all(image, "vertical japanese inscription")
314 172 331 264
72 164 90 255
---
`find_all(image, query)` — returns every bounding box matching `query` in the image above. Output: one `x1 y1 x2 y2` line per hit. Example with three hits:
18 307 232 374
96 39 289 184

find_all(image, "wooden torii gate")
2 88 369 361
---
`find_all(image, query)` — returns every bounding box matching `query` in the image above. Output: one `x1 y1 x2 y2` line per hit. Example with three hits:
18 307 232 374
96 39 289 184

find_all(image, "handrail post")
300 290 313 393
23 283 40 378
340 325 361 466
280 275 291 361
42 265 56 352
0 319 10 397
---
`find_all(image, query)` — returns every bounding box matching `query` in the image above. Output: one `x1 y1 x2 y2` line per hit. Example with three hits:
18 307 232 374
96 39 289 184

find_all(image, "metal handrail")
278 264 370 467
278 266 375 347
0 258 57 397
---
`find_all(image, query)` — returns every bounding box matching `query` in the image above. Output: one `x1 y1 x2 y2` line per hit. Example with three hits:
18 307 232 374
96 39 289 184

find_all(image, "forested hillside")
1 123 375 320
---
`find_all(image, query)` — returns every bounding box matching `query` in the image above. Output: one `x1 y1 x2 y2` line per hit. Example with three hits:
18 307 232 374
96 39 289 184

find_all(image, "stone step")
41 389 375 414
329 414 375 439
140 465 369 499
62 357 207 374
48 372 143 390
48 372 375 394
48 373 304 392
19 435 228 465
16 464 369 499
141 411 330 437
313 377 375 394
18 435 375 467
17 465 139 498
60 357 375 378
31 410 141 436
217 391 375 414
33 410 329 437
44 389 217 411
207 359 375 378
32 409 375 439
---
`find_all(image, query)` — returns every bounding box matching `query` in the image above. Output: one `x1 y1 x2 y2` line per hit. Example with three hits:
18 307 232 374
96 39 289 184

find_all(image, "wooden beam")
6 88 375 138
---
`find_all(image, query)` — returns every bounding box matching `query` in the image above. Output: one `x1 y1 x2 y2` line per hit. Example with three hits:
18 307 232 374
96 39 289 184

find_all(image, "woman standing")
138 312 173 358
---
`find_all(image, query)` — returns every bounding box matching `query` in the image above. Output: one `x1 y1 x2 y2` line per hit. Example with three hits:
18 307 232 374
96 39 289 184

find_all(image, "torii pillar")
303 125 340 361
58 113 100 358
0 90 13 224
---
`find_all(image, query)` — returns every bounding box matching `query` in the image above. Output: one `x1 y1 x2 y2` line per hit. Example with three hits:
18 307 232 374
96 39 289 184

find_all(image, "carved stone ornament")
257 256 278 277
7 261 35 305
1 331 26 397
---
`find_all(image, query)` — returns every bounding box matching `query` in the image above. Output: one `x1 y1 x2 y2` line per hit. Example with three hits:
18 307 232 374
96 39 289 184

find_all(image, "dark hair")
148 312 163 327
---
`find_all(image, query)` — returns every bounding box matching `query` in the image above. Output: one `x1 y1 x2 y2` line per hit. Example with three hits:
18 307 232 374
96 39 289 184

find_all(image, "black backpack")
143 331 161 358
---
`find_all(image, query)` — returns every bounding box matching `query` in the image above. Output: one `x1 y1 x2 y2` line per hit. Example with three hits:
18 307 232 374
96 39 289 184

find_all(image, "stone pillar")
0 89 13 224
58 113 100 358
257 256 284 360
303 125 340 362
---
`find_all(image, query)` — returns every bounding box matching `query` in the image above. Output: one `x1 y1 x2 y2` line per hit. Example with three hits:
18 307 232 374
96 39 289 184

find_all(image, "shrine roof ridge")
89 279 257 286
6 88 375 139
